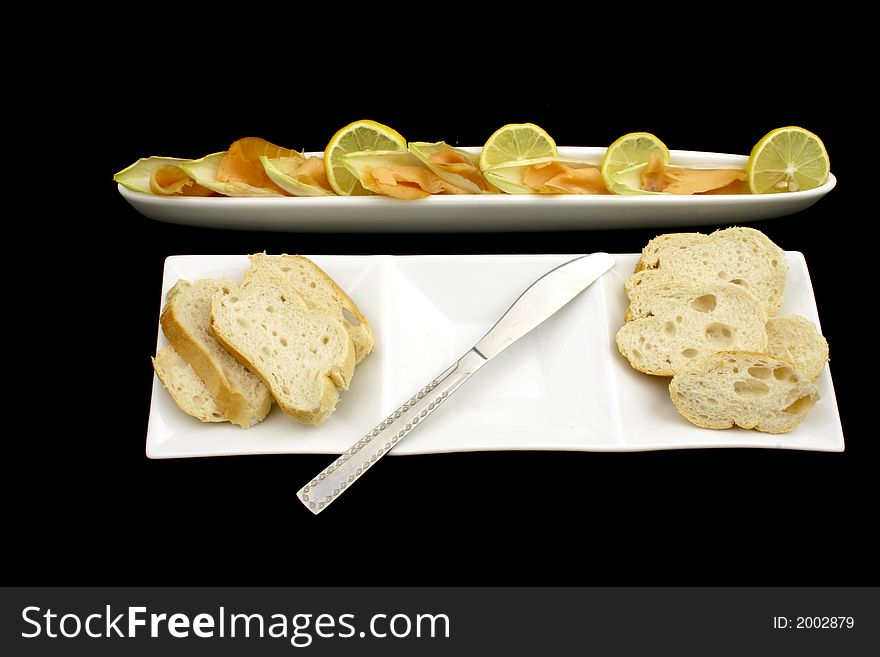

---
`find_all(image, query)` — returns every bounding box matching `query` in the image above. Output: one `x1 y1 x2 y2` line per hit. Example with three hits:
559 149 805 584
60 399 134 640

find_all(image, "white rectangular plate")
146 253 843 458
120 147 836 232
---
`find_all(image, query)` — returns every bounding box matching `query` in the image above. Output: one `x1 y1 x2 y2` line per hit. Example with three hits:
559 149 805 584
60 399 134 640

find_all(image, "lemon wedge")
324 120 407 195
600 132 670 195
747 126 829 194
479 123 558 171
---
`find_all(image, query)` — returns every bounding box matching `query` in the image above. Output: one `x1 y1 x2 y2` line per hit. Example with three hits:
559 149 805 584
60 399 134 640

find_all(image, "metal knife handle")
297 348 487 514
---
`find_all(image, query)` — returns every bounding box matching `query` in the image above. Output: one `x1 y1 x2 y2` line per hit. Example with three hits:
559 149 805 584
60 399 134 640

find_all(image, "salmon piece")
427 150 495 192
641 152 667 192
216 137 301 194
149 165 214 196
365 165 467 199
523 161 608 194
699 179 748 195
270 156 333 193
662 167 747 194
640 152 746 194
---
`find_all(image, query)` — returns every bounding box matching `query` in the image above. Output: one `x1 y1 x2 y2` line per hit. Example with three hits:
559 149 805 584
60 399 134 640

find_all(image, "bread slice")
152 346 227 423
160 279 273 428
210 272 356 425
246 253 374 364
669 351 820 433
765 314 829 381
617 270 768 376
635 227 787 315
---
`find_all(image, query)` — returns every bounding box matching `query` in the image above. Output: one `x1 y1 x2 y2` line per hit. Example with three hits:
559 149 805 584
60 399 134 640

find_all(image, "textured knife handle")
297 349 487 514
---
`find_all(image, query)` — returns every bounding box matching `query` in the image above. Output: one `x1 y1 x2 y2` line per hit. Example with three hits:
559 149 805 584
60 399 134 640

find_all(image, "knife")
297 252 615 514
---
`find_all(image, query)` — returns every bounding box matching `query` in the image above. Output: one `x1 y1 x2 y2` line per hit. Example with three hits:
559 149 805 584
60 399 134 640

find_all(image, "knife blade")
297 252 615 514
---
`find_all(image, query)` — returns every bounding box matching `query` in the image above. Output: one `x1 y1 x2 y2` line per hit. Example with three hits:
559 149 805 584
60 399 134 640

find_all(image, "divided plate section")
147 255 388 457
380 255 619 454
609 253 843 451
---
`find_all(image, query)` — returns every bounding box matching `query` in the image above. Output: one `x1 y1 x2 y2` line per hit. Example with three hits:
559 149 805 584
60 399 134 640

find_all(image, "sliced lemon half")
747 126 829 194
479 123 558 171
324 120 407 195
600 132 670 195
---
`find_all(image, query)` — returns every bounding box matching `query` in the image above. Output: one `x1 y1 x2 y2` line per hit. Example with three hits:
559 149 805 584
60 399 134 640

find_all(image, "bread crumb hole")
280 295 286 302
664 321 676 336
262 346 272 356
691 294 717 313
681 348 698 358
341 308 360 326
748 366 771 379
322 336 329 344
229 296 239 303
704 322 733 345
282 386 291 396
192 395 203 404
632 349 643 361
281 267 291 272
717 271 727 279
771 259 778 267
729 279 747 287
676 315 682 323
784 395 815 414
279 337 288 347
266 305 275 313
310 282 317 288
773 366 798 382
212 412 222 418
734 379 770 397
732 367 739 373
236 317 251 329
271 330 277 337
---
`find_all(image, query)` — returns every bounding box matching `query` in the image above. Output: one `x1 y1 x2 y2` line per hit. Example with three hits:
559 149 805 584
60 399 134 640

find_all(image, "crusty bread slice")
617 270 768 376
210 272 356 425
635 227 787 315
161 279 273 428
152 346 227 423
765 315 829 381
669 351 820 433
246 253 374 364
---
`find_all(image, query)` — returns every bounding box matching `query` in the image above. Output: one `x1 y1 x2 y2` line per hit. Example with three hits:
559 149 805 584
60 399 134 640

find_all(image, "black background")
15 28 872 586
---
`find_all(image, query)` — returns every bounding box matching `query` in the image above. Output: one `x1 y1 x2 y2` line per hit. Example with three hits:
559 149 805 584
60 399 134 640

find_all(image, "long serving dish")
120 147 836 233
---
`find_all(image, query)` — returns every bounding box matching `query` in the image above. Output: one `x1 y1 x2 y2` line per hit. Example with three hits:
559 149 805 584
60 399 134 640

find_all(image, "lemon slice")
479 123 558 171
747 126 829 194
324 120 407 195
600 132 670 195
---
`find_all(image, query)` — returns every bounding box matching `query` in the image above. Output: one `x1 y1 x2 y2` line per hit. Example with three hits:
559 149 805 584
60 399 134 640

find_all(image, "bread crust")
151 347 227 423
160 280 272 428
